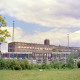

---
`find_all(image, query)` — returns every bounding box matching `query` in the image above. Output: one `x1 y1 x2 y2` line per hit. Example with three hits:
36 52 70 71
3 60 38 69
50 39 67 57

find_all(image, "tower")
12 21 14 42
44 39 50 45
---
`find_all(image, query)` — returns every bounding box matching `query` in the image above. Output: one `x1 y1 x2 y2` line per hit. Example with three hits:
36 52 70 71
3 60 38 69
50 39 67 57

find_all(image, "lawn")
0 69 80 80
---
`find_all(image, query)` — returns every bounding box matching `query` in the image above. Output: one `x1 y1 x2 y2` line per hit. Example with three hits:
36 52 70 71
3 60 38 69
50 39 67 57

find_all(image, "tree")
53 48 58 52
0 15 10 52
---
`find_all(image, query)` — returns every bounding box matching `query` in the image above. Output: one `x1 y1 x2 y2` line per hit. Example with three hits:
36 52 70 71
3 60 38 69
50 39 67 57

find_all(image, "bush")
29 64 35 69
9 60 22 70
4 60 11 69
23 59 30 69
66 58 75 69
50 61 65 69
19 60 26 70
0 59 76 70
0 59 6 69
0 59 30 70
77 61 80 68
14 64 22 70
38 63 51 69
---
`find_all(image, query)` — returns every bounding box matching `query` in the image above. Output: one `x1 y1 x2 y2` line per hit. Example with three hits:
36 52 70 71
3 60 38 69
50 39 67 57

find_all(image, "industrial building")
1 52 71 64
8 39 54 53
8 39 80 53
0 39 79 64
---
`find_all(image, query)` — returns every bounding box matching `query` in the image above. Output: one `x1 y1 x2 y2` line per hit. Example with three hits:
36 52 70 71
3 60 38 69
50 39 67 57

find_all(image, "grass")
0 69 80 80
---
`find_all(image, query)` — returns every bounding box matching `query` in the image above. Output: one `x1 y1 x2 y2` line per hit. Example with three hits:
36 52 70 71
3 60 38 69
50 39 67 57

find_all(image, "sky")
0 0 80 52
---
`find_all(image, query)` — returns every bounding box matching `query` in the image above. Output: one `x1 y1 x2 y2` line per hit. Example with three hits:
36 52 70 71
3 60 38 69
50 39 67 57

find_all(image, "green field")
0 69 80 80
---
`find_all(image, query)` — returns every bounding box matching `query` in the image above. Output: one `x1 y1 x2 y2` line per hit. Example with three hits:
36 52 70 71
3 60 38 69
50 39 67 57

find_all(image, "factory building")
8 39 54 53
2 39 79 64
1 52 71 64
8 39 80 53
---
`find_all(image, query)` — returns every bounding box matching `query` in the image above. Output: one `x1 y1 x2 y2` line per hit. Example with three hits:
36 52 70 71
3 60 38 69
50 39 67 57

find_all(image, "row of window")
16 46 52 50
14 43 50 47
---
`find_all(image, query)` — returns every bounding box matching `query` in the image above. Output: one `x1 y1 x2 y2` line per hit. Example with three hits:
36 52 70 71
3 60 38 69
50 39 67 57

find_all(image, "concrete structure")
8 39 80 53
8 40 54 53
7 39 80 64
1 52 71 64
1 52 32 59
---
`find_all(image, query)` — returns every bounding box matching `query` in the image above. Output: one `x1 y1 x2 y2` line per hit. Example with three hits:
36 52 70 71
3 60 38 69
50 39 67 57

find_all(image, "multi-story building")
8 39 80 54
7 39 80 63
8 39 54 53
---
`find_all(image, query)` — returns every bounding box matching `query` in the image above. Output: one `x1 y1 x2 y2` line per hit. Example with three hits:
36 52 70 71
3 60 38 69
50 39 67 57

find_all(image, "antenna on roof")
12 20 14 42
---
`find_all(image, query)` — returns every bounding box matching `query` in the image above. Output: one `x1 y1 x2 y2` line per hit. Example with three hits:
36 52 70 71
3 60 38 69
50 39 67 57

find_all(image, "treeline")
0 59 80 70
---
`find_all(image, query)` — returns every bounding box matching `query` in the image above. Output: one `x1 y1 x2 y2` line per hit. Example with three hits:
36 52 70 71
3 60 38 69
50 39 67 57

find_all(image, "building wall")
8 40 80 54
1 52 32 59
8 42 54 53
1 52 71 64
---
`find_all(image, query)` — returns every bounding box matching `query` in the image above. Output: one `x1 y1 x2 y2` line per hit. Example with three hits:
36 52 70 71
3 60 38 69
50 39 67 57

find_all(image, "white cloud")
1 0 80 52
1 27 80 52
0 0 80 28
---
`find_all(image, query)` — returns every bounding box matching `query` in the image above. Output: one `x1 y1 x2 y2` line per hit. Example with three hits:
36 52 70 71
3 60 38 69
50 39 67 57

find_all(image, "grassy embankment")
0 69 80 80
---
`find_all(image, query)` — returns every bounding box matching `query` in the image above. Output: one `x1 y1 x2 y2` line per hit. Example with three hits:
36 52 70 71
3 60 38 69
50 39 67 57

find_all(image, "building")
9 39 80 53
8 39 54 53
1 52 71 64
1 52 32 59
7 39 80 64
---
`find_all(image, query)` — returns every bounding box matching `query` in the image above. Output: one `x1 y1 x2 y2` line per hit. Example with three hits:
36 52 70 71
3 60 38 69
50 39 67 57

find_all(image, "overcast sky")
0 0 80 52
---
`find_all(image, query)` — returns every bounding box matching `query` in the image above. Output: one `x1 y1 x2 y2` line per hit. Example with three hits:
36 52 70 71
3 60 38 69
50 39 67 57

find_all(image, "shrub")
9 60 22 70
38 62 51 69
19 60 26 70
4 60 11 69
50 61 65 69
29 64 35 69
77 61 80 68
23 59 30 69
0 59 12 70
14 64 22 70
0 59 6 69
66 58 75 69
0 59 76 70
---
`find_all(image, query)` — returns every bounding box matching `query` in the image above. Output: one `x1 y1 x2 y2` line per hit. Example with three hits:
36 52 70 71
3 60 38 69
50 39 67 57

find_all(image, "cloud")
0 0 80 28
1 0 80 52
1 26 80 52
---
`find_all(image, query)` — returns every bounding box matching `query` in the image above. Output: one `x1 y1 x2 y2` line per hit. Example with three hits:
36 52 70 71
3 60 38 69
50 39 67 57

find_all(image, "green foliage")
29 64 35 69
19 60 26 70
0 59 6 69
77 61 80 68
0 59 30 70
0 15 10 44
0 15 6 27
0 58 77 70
66 58 75 69
23 59 30 69
65 54 76 69
53 48 58 52
50 61 65 69
38 63 51 69
66 54 75 60
9 60 22 70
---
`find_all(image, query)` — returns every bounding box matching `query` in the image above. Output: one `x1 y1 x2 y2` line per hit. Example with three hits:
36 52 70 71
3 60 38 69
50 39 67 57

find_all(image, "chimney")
44 39 50 45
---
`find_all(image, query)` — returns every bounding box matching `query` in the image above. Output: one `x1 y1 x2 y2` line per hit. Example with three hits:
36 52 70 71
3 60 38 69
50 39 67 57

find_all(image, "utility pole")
12 21 14 42
67 34 69 48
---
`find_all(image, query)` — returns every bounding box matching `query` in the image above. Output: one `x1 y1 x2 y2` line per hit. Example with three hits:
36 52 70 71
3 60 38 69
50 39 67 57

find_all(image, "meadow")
0 69 80 80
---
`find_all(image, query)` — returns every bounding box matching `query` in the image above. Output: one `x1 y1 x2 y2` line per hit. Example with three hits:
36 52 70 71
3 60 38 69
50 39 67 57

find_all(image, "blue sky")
4 14 54 34
1 0 80 52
